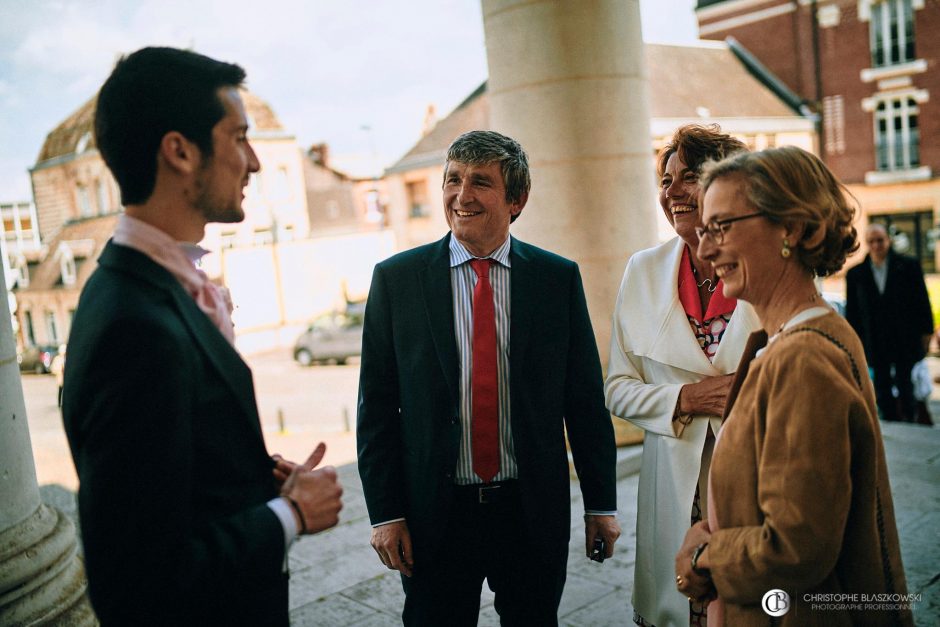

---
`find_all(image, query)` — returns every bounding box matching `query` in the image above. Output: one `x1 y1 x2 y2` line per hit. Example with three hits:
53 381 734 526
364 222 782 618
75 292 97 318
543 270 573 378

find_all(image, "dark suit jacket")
63 241 288 626
845 250 933 367
356 234 616 567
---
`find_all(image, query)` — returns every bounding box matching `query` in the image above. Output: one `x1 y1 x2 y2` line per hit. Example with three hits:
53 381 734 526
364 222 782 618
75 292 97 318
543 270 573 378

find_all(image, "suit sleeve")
906 258 934 339
563 263 617 513
605 260 684 438
707 347 854 603
356 264 406 524
66 314 284 621
844 268 861 334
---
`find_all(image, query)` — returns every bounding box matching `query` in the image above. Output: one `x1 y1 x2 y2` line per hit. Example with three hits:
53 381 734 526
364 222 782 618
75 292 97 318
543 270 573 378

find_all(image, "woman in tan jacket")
675 146 912 626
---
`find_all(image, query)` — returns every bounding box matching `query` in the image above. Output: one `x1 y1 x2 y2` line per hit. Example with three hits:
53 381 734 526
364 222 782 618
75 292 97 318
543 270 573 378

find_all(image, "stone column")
0 270 96 624
481 0 658 366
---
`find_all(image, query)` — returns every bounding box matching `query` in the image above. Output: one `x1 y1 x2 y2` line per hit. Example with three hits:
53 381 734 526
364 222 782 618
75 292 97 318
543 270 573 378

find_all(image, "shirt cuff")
372 517 406 528
268 497 300 549
585 510 617 517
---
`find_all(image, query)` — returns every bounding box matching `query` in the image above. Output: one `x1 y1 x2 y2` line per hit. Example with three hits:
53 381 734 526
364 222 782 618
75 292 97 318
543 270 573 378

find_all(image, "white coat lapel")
625 238 718 377
711 300 761 373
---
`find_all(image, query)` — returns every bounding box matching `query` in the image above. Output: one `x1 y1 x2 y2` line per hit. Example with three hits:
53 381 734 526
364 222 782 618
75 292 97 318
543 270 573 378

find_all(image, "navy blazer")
63 241 287 626
357 234 616 566
845 250 933 366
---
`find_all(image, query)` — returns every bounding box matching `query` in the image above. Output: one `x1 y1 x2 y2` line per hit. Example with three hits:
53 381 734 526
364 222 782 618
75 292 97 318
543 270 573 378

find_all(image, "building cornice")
697 0 794 21
699 2 796 35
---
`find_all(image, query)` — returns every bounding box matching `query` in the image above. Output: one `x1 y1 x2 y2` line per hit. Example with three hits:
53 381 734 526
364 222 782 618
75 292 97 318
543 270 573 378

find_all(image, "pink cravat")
470 258 499 482
190 270 236 344
113 215 235 345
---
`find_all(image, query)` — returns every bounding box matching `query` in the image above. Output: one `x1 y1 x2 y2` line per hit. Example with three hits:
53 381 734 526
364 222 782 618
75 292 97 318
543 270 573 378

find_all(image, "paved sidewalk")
40 422 938 626
281 422 938 626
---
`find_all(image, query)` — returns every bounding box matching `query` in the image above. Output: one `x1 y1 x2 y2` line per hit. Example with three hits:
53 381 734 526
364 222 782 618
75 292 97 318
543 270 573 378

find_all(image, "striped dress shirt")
449 236 518 484
370 234 614 526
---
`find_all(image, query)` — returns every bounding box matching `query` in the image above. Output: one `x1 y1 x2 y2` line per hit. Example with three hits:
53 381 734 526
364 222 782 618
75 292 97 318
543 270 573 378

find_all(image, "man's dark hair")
445 130 530 222
94 47 246 205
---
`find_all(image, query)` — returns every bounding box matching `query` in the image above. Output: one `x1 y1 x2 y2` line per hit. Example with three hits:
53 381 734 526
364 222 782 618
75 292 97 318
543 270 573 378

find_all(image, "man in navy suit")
846 223 933 422
357 131 620 625
63 47 343 625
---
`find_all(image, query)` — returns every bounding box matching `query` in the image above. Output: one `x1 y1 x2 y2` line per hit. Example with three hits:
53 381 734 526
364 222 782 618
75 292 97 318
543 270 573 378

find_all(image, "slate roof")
35 89 285 166
387 41 807 173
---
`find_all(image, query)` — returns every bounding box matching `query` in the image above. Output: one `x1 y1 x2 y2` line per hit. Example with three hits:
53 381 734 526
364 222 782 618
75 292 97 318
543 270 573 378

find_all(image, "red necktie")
470 258 499 482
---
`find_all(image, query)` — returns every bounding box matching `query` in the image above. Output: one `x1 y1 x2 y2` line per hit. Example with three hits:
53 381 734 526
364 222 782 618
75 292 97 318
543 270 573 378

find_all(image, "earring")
781 239 791 258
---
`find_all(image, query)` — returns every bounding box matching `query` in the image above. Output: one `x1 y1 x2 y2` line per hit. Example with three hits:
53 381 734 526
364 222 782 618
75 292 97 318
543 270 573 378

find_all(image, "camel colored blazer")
709 312 911 626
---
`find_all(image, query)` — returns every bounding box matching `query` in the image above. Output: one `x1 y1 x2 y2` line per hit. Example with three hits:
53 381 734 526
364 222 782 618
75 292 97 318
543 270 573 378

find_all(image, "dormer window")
75 131 92 154
57 244 77 286
870 0 915 68
13 253 30 288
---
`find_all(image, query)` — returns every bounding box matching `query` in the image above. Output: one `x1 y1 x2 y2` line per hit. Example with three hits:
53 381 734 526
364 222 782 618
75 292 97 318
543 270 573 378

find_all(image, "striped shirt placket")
450 236 517 485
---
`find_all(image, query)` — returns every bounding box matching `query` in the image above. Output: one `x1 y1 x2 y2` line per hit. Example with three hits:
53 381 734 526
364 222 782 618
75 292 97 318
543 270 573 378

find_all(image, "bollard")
342 406 351 433
278 408 286 434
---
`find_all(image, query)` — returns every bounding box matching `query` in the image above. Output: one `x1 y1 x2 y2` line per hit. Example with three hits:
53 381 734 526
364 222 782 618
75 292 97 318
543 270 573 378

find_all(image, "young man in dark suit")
62 47 343 625
357 130 620 625
846 223 934 422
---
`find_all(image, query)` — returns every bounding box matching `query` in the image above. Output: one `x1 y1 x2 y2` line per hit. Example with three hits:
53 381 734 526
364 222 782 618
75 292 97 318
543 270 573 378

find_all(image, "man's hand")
584 514 620 560
272 442 326 488
675 520 715 603
371 520 414 577
282 444 343 535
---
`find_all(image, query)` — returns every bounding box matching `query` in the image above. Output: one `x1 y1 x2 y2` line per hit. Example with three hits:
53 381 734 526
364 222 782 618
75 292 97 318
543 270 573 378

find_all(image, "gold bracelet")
673 403 693 425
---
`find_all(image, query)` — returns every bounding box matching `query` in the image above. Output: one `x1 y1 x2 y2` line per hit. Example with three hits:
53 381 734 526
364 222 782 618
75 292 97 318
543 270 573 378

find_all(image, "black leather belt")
453 480 519 505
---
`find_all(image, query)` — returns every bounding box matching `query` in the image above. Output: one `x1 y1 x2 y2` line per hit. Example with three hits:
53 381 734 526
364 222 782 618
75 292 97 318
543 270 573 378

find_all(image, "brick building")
696 0 940 272
304 143 388 236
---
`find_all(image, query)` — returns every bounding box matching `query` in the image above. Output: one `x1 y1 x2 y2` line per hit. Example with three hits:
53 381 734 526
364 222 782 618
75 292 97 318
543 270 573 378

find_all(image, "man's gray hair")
444 130 531 205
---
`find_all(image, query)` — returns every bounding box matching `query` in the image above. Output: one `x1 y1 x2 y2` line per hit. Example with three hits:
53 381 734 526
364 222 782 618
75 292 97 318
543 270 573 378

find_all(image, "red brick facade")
698 0 940 273
697 0 939 184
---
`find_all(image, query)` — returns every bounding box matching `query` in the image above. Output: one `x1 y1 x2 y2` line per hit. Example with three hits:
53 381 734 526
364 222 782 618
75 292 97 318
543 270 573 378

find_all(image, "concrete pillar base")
0 504 96 626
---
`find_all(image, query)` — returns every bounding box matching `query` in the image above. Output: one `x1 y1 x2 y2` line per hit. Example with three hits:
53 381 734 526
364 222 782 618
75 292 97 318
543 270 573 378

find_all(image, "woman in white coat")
605 125 760 627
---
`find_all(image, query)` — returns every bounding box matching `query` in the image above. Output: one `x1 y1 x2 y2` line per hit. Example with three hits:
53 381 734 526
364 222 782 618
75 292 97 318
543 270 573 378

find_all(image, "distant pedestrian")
357 130 620 625
676 147 910 626
846 223 933 422
50 344 66 407
62 46 343 626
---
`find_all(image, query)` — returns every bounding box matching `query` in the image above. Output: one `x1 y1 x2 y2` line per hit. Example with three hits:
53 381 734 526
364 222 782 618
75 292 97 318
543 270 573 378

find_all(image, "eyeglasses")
695 212 767 245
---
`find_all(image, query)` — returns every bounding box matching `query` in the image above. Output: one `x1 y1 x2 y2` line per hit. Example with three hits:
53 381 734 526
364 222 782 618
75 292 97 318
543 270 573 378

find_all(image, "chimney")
421 104 437 137
308 143 329 167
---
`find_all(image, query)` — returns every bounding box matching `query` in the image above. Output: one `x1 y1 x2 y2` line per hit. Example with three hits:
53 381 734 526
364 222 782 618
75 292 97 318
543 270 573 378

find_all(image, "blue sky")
0 0 698 200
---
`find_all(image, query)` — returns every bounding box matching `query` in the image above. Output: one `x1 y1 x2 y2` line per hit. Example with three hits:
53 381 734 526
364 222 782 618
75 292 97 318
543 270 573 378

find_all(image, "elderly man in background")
846 223 933 422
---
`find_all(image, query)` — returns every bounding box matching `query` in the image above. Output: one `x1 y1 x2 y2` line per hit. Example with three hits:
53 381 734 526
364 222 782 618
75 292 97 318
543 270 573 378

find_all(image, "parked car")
293 311 364 366
17 344 59 374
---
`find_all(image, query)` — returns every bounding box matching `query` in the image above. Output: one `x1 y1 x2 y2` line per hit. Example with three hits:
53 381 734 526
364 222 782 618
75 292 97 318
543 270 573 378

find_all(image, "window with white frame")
870 0 915 68
77 185 93 217
45 310 59 344
59 246 77 286
874 97 919 171
96 179 108 215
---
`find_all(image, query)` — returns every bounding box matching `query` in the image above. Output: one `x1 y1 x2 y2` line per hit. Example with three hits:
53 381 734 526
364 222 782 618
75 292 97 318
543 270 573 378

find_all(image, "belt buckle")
478 484 501 504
